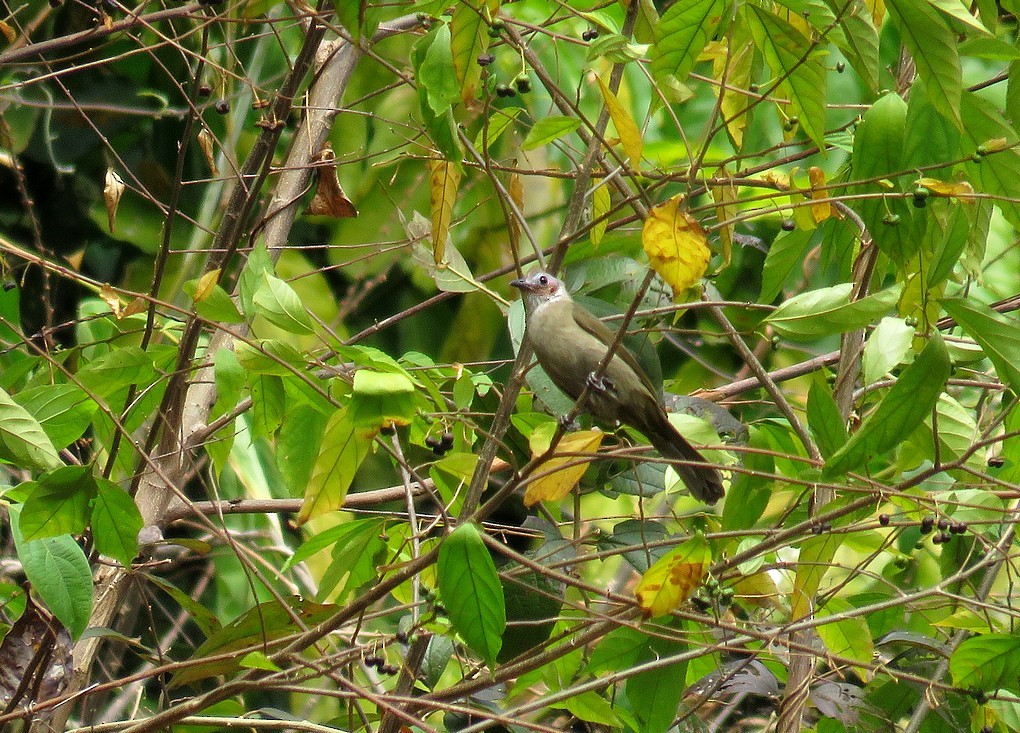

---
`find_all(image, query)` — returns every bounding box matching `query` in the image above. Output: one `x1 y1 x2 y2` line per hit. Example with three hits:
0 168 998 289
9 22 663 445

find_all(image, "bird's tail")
639 409 725 504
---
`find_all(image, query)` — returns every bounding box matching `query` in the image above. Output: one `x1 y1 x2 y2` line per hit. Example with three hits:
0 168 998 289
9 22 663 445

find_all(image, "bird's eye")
538 275 548 286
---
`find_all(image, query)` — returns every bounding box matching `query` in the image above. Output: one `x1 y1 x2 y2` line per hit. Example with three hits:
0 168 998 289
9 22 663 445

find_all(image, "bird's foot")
558 415 581 432
586 372 615 395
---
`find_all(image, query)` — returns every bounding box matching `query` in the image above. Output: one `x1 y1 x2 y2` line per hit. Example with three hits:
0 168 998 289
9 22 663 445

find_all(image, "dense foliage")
0 0 1019 731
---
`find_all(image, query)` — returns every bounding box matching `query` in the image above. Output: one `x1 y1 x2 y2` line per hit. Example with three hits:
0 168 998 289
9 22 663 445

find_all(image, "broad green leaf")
317 521 387 603
20 466 97 540
824 332 951 476
792 532 840 620
298 404 375 524
252 273 315 335
283 517 386 571
764 282 902 340
587 626 651 675
961 92 1020 229
77 345 155 397
11 507 93 639
950 634 1020 694
627 655 685 733
249 374 285 439
925 205 970 288
821 0 879 91
92 477 142 567
277 404 329 498
189 282 244 324
235 339 305 377
562 691 624 727
885 0 962 128
904 82 961 175
649 0 726 85
852 92 913 265
760 228 813 304
928 0 992 34
14 384 97 450
237 242 275 317
0 387 63 471
721 427 775 531
862 317 915 386
450 0 493 105
941 298 1020 393
351 369 416 430
817 598 874 670
807 379 846 460
169 598 337 688
474 107 524 151
419 24 460 115
744 4 828 149
522 116 582 150
437 522 505 667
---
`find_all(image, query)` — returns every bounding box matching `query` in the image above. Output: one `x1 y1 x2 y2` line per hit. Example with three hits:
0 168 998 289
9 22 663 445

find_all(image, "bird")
510 270 724 503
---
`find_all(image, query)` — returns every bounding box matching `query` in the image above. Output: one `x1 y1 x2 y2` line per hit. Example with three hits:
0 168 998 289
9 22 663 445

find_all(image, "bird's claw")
558 415 581 432
586 372 615 394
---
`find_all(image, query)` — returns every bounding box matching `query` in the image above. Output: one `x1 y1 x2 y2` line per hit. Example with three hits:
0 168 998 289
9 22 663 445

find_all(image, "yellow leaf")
0 19 16 43
634 532 712 618
524 428 603 507
193 269 221 303
642 196 711 295
197 127 218 176
103 169 124 233
591 179 610 250
99 283 123 319
428 159 461 264
917 177 975 203
596 76 643 168
808 166 831 223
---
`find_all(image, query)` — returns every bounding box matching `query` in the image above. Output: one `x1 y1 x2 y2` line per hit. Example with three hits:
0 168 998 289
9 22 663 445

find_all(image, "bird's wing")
570 301 661 399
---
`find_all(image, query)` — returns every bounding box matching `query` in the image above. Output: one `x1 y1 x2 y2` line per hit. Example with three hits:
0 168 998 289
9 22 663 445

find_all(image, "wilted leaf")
99 283 124 319
917 176 975 202
642 196 711 295
524 428 604 506
197 127 218 175
710 169 738 261
0 596 72 719
596 76 643 167
808 166 831 222
429 159 461 264
103 169 124 233
306 144 358 218
634 531 711 617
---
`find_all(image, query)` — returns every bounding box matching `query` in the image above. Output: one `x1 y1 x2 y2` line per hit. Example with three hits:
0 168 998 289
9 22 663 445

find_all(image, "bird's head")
509 271 569 311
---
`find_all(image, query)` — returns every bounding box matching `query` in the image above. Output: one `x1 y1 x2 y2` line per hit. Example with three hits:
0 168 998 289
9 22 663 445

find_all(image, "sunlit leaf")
642 196 710 295
524 427 604 507
634 532 711 618
0 387 62 471
649 0 726 85
951 634 1020 694
596 76 643 167
298 405 375 524
522 116 581 150
428 159 461 264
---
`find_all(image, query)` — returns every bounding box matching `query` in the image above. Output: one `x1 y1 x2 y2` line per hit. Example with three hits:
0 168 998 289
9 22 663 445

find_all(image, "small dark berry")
198 83 212 97
938 531 952 544
836 61 846 73
912 187 929 208
988 456 1005 468
425 436 441 449
495 84 516 98
477 53 495 67
937 519 950 532
931 533 943 545
440 431 455 448
582 28 599 41
982 725 994 733
364 654 380 667
920 516 935 534
214 99 229 114
781 218 796 231
383 664 400 675
951 522 967 535
515 76 531 93
879 513 890 526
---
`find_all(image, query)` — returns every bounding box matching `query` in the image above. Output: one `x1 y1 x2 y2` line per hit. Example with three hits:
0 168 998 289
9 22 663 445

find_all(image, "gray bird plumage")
511 271 724 503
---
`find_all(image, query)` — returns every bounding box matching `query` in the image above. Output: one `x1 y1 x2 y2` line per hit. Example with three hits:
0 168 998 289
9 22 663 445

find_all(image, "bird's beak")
509 278 527 291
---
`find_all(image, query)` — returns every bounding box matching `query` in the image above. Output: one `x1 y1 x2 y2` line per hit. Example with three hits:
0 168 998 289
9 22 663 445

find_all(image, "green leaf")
283 517 386 571
450 0 492 105
237 242 274 317
649 0 726 85
252 273 315 335
317 522 387 603
20 466 97 540
743 4 828 149
522 116 582 150
627 656 685 733
189 282 244 324
298 404 374 523
437 522 505 667
885 0 962 128
77 345 155 397
792 532 841 619
419 24 460 115
862 317 915 387
950 634 1020 694
941 298 1020 393
760 229 813 304
277 404 329 498
961 92 1020 229
474 107 524 151
249 374 285 439
852 92 913 265
351 369 416 429
13 384 97 450
11 507 93 639
91 478 142 567
587 626 651 675
170 598 337 688
824 332 952 476
0 387 63 471
817 598 874 669
764 282 902 340
807 379 847 460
